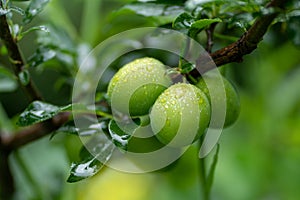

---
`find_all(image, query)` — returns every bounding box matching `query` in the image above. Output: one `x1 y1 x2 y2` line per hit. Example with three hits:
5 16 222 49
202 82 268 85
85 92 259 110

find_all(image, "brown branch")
1 112 70 152
205 23 217 53
0 111 69 199
0 2 41 101
192 0 287 76
0 150 14 200
0 112 69 199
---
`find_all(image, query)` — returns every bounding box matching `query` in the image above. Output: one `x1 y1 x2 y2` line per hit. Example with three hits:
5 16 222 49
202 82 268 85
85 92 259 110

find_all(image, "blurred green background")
1 0 300 200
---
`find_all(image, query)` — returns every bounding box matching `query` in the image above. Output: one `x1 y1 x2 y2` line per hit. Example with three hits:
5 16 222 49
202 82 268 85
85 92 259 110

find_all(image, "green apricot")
128 125 182 172
107 57 172 117
150 83 211 147
196 74 240 128
126 126 164 153
109 119 163 153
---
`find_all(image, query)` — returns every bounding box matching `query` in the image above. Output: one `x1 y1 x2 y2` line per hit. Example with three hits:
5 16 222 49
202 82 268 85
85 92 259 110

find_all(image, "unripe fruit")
150 83 211 147
110 120 181 172
127 125 181 172
127 126 165 153
107 57 172 117
196 74 240 128
109 119 164 153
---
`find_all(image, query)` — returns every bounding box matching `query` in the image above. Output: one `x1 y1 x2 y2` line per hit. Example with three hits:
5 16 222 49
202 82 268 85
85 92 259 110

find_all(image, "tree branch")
205 23 217 54
0 150 14 200
0 2 41 101
1 112 70 152
192 0 287 76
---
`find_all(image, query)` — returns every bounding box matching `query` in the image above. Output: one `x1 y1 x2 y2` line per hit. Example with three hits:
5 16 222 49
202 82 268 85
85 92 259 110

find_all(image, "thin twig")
0 2 41 101
191 0 287 76
205 23 217 54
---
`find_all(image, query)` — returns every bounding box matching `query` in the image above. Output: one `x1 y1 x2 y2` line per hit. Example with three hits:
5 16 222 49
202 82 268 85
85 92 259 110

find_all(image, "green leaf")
27 46 56 68
173 12 221 37
67 157 101 183
51 121 78 138
35 24 77 69
20 26 49 40
191 18 222 29
51 118 109 138
10 6 25 16
23 0 50 24
172 12 196 34
180 63 195 74
18 70 30 86
226 13 253 30
17 101 61 126
67 134 115 183
189 18 222 37
0 67 18 92
108 119 132 151
0 7 10 16
206 144 220 194
122 2 183 18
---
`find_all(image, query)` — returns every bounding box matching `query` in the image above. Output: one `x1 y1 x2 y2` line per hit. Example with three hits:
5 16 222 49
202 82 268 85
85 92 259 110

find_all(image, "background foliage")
1 0 300 199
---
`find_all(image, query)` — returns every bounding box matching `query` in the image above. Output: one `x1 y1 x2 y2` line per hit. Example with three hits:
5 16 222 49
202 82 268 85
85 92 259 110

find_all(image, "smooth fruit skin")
150 83 211 147
196 74 240 128
127 125 165 153
112 122 181 172
107 57 172 117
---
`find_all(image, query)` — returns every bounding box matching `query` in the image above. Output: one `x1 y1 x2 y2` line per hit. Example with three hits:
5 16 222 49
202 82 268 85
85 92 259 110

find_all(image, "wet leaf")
189 18 222 37
108 119 132 151
27 46 56 68
51 121 78 138
191 18 222 29
121 2 183 18
23 0 50 24
0 7 10 16
18 70 30 86
11 24 22 40
0 67 18 92
67 157 102 183
17 101 61 126
180 63 195 74
172 12 196 34
10 6 25 16
173 12 221 37
67 134 115 183
20 26 49 39
52 119 109 139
